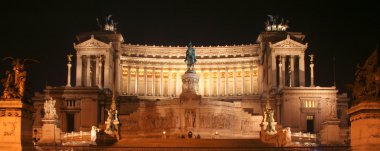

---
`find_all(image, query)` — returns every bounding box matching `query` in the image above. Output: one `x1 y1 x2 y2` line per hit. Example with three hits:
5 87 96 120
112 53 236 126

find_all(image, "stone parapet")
348 101 380 150
0 99 34 151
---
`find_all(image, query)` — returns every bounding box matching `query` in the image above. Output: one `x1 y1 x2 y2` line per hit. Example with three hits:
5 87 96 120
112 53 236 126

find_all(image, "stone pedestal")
180 71 201 103
260 122 277 135
105 120 120 140
320 120 341 145
348 101 380 151
38 119 62 145
181 71 199 94
0 99 34 150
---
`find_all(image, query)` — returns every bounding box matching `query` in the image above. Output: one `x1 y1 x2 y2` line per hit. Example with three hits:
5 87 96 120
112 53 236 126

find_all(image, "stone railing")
291 132 318 147
61 131 93 146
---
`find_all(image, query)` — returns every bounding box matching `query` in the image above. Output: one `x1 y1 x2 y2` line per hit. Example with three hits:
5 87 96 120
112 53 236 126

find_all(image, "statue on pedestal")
0 57 38 102
43 97 58 120
185 42 197 72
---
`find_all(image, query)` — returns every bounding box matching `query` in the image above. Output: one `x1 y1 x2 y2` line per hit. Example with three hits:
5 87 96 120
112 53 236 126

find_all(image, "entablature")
120 44 260 59
120 56 260 67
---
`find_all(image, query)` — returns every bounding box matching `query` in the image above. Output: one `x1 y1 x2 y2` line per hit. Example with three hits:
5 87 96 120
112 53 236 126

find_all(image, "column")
127 66 131 95
76 54 82 86
278 56 283 88
168 68 172 96
310 55 315 87
200 69 204 96
225 66 229 96
66 61 72 87
119 64 123 94
104 54 110 88
217 68 220 96
86 55 91 87
258 65 263 94
160 66 163 96
144 66 147 96
115 55 121 94
233 66 237 96
208 68 212 96
176 68 180 96
249 65 253 95
271 55 276 88
241 65 245 95
135 65 139 95
299 54 305 86
290 55 295 87
152 67 156 96
95 56 99 87
281 56 286 87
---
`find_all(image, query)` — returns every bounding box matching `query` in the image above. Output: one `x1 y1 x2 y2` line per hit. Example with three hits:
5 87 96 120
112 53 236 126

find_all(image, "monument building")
32 16 349 142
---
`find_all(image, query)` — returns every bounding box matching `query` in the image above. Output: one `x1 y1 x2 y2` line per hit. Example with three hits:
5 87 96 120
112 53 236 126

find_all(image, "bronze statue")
185 42 197 72
67 54 73 63
352 50 380 101
0 57 39 101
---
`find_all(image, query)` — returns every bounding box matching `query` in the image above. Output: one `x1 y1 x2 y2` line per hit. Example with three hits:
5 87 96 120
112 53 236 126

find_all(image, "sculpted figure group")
0 57 38 102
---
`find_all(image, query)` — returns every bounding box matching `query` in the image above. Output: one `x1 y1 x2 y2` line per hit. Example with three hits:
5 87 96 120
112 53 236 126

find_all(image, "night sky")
0 1 379 94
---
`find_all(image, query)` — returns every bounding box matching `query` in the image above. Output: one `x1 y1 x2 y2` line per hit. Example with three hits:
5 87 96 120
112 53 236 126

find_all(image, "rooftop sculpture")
96 14 118 31
265 15 289 31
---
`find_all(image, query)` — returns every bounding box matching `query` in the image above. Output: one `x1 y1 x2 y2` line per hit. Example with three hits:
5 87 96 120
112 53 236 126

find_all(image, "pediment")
74 35 111 49
270 35 308 49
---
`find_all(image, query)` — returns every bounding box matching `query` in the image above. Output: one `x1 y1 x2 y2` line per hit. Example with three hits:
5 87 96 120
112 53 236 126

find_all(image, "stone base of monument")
180 71 201 103
259 122 292 147
105 120 120 141
38 119 62 145
0 99 34 150
319 119 341 145
348 101 380 151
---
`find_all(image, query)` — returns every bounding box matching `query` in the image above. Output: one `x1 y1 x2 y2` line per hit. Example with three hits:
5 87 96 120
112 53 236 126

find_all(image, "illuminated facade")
32 21 349 141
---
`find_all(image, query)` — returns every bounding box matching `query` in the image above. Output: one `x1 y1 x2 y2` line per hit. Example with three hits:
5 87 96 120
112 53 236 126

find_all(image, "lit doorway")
67 113 75 132
306 115 314 133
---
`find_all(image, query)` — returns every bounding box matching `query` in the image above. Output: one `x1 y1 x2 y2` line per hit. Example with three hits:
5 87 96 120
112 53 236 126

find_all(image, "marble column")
104 54 110 88
127 66 131 95
290 56 295 87
119 64 123 94
200 69 204 96
310 56 315 87
299 54 305 86
225 67 229 96
281 56 286 87
135 66 139 96
66 61 72 87
160 66 163 96
144 66 148 96
76 54 82 86
209 68 212 96
271 55 277 88
278 56 283 88
115 55 121 94
250 65 253 95
86 55 91 87
176 69 180 96
241 65 245 95
168 68 172 96
217 68 220 96
152 67 156 96
95 56 99 87
233 66 237 96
